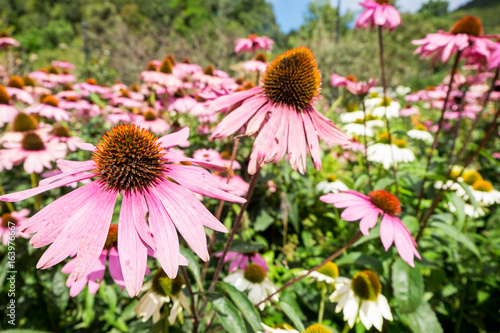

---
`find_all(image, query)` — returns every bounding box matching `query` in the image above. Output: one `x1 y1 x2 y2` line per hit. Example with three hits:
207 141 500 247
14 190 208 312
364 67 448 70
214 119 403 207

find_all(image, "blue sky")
270 0 472 32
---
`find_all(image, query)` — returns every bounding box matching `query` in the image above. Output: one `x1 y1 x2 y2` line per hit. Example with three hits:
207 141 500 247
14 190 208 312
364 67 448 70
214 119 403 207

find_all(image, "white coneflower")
395 85 411 96
469 180 500 205
260 323 300 333
407 124 433 143
447 202 485 218
340 103 365 123
330 270 392 331
316 175 349 194
299 261 339 286
371 97 400 119
434 166 462 191
135 269 190 325
224 264 278 310
367 133 414 169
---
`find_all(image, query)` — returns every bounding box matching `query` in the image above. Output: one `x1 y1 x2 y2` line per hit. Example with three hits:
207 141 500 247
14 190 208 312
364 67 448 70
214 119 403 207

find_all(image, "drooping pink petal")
288 108 308 174
108 247 125 290
87 251 107 294
392 218 421 267
379 214 395 251
158 127 190 149
211 95 268 139
119 191 150 296
208 86 261 112
166 164 246 203
152 182 209 261
70 188 117 281
229 254 244 272
359 209 381 235
144 191 180 278
302 110 322 170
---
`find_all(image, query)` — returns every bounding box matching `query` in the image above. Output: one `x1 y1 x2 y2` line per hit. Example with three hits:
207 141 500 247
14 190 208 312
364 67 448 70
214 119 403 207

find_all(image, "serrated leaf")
398 300 443 333
254 210 274 232
392 259 424 312
279 301 305 332
431 222 481 259
217 282 263 332
180 248 202 289
207 292 247 333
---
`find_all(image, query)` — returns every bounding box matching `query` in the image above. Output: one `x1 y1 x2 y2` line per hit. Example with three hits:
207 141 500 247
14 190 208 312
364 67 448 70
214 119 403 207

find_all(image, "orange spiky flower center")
129 83 140 92
174 89 185 98
415 123 427 131
47 66 60 74
255 53 267 63
42 95 59 107
13 113 38 132
159 58 174 74
65 96 78 102
92 125 167 193
244 264 266 283
1 213 18 228
120 89 130 98
247 34 258 39
472 180 493 192
351 270 382 301
144 111 157 121
378 132 392 144
376 0 391 5
146 61 157 71
263 47 321 110
463 170 482 185
23 76 36 87
345 75 357 82
181 57 192 64
52 125 71 138
450 16 483 37
86 78 98 85
8 76 24 89
204 65 215 76
104 224 118 249
166 54 176 65
395 139 408 148
0 85 10 104
22 132 45 151
368 190 401 216
304 324 333 333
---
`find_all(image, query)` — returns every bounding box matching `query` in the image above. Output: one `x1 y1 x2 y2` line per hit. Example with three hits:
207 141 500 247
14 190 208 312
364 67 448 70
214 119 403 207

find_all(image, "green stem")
318 285 327 323
341 322 350 333
0 183 15 212
361 99 373 190
163 303 170 333
30 173 40 211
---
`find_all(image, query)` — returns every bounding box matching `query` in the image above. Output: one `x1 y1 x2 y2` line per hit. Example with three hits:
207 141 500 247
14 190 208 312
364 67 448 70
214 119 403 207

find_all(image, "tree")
418 0 449 17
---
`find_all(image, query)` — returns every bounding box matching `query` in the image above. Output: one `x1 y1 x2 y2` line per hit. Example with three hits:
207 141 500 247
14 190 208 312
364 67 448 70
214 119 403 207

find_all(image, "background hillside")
0 0 498 87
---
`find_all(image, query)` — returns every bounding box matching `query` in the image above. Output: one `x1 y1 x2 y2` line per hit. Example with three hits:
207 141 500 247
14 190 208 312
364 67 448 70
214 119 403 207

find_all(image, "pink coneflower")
210 47 350 174
2 131 67 174
104 106 133 125
48 125 83 151
243 53 268 73
235 34 274 53
217 250 268 273
487 43 500 70
192 65 224 89
213 173 249 197
112 95 143 109
413 16 495 65
1 209 30 245
61 225 154 297
25 95 71 122
0 34 20 48
193 148 221 162
168 90 197 114
175 57 202 75
74 78 110 95
58 96 92 112
331 74 378 96
0 125 245 296
51 60 75 70
133 111 170 134
0 85 18 127
400 105 419 117
5 76 34 104
140 58 182 92
355 0 401 32
320 190 421 267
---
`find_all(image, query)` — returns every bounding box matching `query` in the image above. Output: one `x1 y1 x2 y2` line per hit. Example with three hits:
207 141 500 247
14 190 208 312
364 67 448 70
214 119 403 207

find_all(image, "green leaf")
230 240 265 254
2 330 53 333
89 92 105 107
207 292 247 333
180 248 202 289
217 282 263 332
279 301 305 332
401 215 419 234
98 281 117 313
353 224 380 247
335 252 382 270
254 210 275 232
354 174 369 190
431 222 481 259
398 300 443 333
374 177 394 190
445 192 465 227
392 259 424 313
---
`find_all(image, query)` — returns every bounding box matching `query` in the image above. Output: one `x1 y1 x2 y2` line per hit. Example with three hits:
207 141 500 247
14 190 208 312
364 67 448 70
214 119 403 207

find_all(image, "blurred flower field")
0 1 499 333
